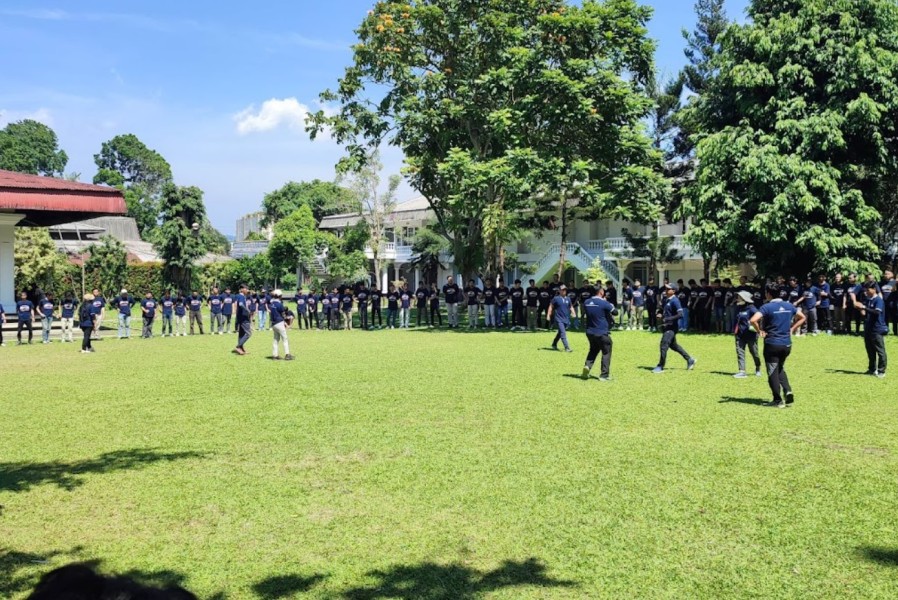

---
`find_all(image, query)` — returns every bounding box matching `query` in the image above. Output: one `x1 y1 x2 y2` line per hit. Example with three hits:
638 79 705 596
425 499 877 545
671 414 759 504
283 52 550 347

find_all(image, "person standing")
443 276 461 328
711 279 726 334
15 291 35 345
234 283 252 355
368 285 382 329
140 292 157 338
496 279 510 328
79 293 96 353
341 287 355 330
399 283 412 329
482 280 497 328
831 273 847 334
414 283 430 327
537 282 552 329
269 290 294 360
547 285 573 352
653 285 697 374
750 284 806 408
90 288 106 340
174 294 188 336
620 280 633 330
307 288 320 330
798 276 819 335
159 291 174 337
221 288 234 334
429 283 442 327
856 282 887 377
114 290 135 339
675 280 690 332
605 281 619 329
510 280 525 331
188 291 204 334
816 274 832 335
386 284 400 329
880 270 897 336
355 284 368 330
567 280 580 329
645 277 659 332
321 290 333 330
37 292 56 344
525 279 539 331
246 292 257 329
631 279 645 331
208 287 223 334
723 279 737 333
732 291 762 378
60 293 78 343
581 287 618 381
329 287 341 330
464 279 481 329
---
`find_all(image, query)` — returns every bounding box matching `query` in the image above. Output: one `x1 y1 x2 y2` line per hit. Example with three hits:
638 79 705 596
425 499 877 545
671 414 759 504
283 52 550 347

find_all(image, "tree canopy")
155 184 209 292
268 204 323 277
261 180 358 227
310 0 666 279
0 120 68 176
684 0 898 276
13 227 70 294
85 236 128 295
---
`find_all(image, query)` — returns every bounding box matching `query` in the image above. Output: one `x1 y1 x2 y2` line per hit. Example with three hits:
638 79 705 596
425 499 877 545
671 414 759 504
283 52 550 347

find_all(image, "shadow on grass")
341 557 576 600
0 448 207 493
253 573 327 598
859 547 898 566
562 373 591 381
719 396 770 406
826 369 871 376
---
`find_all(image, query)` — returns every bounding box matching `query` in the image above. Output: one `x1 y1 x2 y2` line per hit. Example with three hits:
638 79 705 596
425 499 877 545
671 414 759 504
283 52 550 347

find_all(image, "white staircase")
529 242 621 287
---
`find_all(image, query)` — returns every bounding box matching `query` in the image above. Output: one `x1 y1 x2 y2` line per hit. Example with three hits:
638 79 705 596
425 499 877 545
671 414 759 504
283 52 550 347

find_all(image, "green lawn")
1 323 897 599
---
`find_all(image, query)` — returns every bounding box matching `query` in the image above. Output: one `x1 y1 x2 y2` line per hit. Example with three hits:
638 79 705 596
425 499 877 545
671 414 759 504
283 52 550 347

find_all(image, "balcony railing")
594 235 701 259
365 243 414 261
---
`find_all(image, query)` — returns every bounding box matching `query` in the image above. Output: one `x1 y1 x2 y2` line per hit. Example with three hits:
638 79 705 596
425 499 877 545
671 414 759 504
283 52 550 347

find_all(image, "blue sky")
0 0 749 235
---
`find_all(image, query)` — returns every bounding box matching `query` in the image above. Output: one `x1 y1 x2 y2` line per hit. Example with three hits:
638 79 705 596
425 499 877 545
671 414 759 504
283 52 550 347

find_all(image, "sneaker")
687 358 697 370
88 347 96 352
581 367 590 380
866 370 877 376
766 400 787 409
733 372 747 379
284 354 295 361
875 371 886 379
652 366 664 374
564 348 573 353
785 392 795 405
551 345 558 351
598 376 611 382
755 370 762 377
80 349 89 354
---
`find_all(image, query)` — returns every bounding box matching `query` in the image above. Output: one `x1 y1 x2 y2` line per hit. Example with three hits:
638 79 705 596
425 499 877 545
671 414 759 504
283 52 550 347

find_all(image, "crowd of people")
1 269 891 404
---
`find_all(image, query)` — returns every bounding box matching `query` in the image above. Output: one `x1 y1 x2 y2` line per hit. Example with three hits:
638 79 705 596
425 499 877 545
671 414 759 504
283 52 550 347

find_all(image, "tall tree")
85 236 128 295
267 205 323 281
410 225 449 284
155 184 208 293
0 120 68 176
13 227 70 293
685 0 897 276
647 73 687 222
261 180 358 227
336 152 399 287
93 134 173 237
310 0 666 281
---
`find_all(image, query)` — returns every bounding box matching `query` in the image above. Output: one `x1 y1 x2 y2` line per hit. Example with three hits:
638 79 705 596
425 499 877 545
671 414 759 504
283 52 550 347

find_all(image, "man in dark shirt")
114 289 135 339
815 274 832 335
631 279 646 331
496 279 510 328
341 287 355 330
509 280 525 331
856 282 888 377
537 282 552 329
256 289 270 331
567 280 580 329
831 273 847 334
732 291 761 378
308 287 320 329
750 284 806 407
547 285 573 351
442 276 461 328
356 284 370 330
189 291 204 335
90 288 106 340
221 288 234 333
581 287 618 381
676 280 690 332
208 287 223 335
386 284 400 329
653 285 696 374
645 277 659 332
880 269 897 336
605 281 619 329
234 283 252 355
525 279 539 331
414 283 430 327
711 279 726 334
140 292 157 338
369 285 382 329
38 292 56 344
15 291 35 345
694 279 711 333
846 273 863 335
482 280 497 328
60 293 78 343
464 279 481 329
797 276 819 335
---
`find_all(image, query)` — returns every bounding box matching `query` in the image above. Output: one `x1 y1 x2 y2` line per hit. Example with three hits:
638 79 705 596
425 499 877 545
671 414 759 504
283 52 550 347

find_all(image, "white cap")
120 289 128 295
272 289 283 297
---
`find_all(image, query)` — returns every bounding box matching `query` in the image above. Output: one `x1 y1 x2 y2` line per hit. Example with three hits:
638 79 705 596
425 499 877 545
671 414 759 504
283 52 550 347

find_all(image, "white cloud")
0 107 54 127
233 97 315 135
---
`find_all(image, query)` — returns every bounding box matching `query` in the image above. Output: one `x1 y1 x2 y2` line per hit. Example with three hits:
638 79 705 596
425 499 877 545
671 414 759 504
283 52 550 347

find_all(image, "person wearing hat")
269 289 294 360
581 286 618 381
653 284 697 373
140 291 157 338
750 284 806 408
733 290 762 378
855 281 887 377
547 285 573 352
113 289 135 339
234 283 252 355
79 293 96 353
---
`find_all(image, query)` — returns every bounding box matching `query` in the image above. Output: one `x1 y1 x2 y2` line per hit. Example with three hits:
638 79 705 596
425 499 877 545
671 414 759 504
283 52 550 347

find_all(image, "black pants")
865 332 887 373
585 334 612 378
310 311 320 329
763 343 792 402
371 306 382 327
889 307 898 336
511 304 524 327
18 319 33 343
417 305 427 326
537 306 549 328
659 329 691 368
429 304 442 326
846 306 863 334
646 303 658 329
359 306 369 329
81 326 92 350
818 306 831 332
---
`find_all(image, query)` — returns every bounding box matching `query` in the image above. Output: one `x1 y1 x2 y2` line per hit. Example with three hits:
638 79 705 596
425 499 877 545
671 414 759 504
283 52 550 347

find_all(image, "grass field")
1 321 897 599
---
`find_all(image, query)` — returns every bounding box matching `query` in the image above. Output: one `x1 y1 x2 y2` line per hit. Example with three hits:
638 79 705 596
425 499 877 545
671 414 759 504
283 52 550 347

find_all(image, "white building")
235 212 271 242
318 197 711 289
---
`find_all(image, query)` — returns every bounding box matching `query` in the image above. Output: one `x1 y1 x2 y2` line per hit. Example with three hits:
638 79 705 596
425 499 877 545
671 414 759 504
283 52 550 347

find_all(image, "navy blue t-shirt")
399 290 412 309
307 294 318 312
39 297 55 317
257 295 269 312
357 289 369 306
482 287 496 305
174 298 187 317
295 293 308 313
387 291 400 309
235 293 250 323
161 297 174 315
189 296 203 312
550 295 571 325
735 304 758 339
114 295 134 316
632 286 645 307
803 287 818 311
368 291 381 308
141 298 157 318
209 294 222 314
341 293 354 311
414 287 429 306
221 294 234 315
865 295 888 334
269 299 286 324
465 287 481 306
583 296 615 336
662 296 683 332
61 299 78 318
90 296 106 315
497 287 509 306
16 300 35 321
817 283 831 308
758 300 797 346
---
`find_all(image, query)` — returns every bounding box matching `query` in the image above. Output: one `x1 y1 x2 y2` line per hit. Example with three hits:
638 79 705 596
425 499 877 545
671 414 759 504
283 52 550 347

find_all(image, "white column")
381 269 388 291
415 267 421 289
0 214 24 311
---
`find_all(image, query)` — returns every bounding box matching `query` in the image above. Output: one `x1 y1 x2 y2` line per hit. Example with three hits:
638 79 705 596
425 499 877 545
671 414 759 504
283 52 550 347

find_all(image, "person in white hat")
113 289 135 339
268 290 294 361
733 290 762 378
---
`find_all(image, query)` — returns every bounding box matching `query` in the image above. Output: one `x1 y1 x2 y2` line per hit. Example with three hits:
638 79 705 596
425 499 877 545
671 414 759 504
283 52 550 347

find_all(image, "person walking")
140 291 157 338
749 284 806 408
856 281 888 377
732 290 762 378
443 276 461 328
174 294 188 336
37 292 56 344
60 293 78 343
429 283 442 327
653 285 697 374
547 285 573 352
581 286 618 381
114 290 135 339
188 291 204 334
79 293 96 353
234 284 252 355
269 290 295 360
15 291 35 345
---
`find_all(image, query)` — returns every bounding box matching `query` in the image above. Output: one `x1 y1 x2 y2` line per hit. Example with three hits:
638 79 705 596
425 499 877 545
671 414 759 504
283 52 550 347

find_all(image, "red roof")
0 169 127 226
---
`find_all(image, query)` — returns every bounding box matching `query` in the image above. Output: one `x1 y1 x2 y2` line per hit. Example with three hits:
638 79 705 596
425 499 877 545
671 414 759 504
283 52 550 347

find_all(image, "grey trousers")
467 304 479 327
865 332 887 373
142 316 154 338
736 336 761 372
527 306 538 330
659 329 691 368
446 303 458 326
237 321 252 347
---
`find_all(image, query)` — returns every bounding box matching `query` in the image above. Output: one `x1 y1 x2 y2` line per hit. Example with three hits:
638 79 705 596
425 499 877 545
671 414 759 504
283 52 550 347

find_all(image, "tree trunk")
557 200 568 281
702 255 711 282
